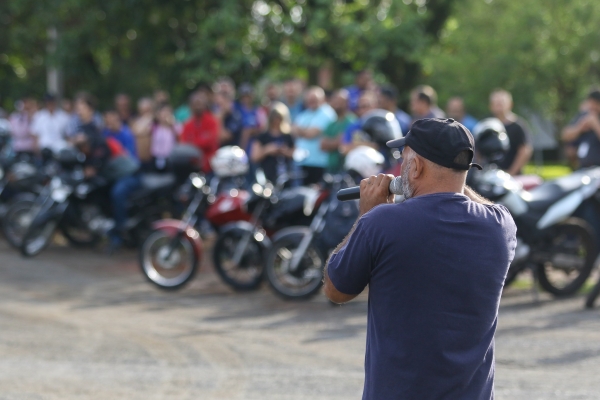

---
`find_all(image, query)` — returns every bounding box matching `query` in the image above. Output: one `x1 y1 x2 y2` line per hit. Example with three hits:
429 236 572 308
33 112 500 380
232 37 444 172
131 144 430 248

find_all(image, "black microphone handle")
336 176 403 201
336 186 361 201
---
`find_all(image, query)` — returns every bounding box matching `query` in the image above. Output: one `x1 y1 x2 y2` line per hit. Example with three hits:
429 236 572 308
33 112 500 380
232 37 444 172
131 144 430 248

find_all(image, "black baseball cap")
386 118 482 171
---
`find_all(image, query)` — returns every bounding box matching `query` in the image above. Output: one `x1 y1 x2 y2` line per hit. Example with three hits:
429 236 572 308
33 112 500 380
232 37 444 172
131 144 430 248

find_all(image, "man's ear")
412 155 424 179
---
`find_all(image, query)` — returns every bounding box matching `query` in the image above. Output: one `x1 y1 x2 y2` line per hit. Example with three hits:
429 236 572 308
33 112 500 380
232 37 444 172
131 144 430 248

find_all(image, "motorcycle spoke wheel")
213 231 264 291
140 230 197 290
266 237 324 300
537 219 596 297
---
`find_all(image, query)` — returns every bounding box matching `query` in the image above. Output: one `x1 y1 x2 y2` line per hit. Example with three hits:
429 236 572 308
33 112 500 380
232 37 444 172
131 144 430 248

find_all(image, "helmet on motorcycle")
344 146 385 179
472 118 509 163
358 109 402 147
210 146 249 178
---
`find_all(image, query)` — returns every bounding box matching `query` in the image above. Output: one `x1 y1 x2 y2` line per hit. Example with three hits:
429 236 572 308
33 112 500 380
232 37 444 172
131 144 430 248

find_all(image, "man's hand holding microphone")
358 174 397 216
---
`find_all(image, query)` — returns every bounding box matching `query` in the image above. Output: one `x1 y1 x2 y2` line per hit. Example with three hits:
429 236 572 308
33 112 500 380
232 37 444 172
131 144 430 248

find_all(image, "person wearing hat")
323 118 517 400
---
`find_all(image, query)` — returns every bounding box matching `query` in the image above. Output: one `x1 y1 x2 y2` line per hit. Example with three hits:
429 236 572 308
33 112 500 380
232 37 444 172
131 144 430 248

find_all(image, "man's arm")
507 143 533 176
323 174 393 304
323 219 361 304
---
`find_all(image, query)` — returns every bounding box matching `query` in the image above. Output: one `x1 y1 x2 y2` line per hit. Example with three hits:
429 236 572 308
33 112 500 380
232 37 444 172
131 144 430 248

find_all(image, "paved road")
0 242 599 399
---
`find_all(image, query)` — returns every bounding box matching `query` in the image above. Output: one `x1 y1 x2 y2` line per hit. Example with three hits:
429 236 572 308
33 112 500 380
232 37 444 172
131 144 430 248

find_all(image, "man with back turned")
324 118 517 400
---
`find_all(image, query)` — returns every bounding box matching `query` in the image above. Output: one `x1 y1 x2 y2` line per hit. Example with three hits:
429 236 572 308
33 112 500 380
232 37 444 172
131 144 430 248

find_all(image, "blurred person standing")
151 104 180 171
340 91 378 156
321 89 356 172
283 78 305 122
180 91 219 173
346 70 373 112
562 90 600 169
67 92 103 136
153 90 170 108
446 97 478 133
292 86 336 184
410 85 445 122
251 102 295 183
114 93 133 126
489 89 533 175
9 97 38 159
74 95 102 137
260 82 281 124
214 90 243 147
103 110 138 159
131 97 156 169
379 85 411 134
31 94 70 155
61 98 74 115
236 83 265 150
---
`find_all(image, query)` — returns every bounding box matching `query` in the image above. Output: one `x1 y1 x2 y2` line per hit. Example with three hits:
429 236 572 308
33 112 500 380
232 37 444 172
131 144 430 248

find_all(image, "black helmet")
359 109 402 147
472 118 509 164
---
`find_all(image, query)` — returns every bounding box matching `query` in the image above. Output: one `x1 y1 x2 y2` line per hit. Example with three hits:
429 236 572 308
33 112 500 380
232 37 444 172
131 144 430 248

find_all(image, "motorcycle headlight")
51 185 72 202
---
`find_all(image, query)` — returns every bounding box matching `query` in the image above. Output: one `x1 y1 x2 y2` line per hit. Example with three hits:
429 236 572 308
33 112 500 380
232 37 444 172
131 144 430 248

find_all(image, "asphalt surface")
0 241 599 399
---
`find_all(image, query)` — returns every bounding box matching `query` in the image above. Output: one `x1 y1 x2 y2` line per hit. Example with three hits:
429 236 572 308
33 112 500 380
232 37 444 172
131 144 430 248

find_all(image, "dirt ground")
0 242 599 399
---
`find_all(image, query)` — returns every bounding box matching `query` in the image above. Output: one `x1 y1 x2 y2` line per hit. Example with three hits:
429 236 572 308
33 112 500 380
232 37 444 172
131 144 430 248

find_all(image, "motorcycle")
18 145 201 257
139 169 328 291
470 166 600 296
264 174 360 300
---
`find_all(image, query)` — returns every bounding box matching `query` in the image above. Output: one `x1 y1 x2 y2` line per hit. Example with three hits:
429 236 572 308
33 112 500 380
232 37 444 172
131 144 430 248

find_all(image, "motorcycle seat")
524 171 589 211
130 173 176 201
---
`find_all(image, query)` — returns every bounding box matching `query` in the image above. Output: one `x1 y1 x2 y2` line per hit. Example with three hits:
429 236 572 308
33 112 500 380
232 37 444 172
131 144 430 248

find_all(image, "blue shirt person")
292 87 336 184
324 119 517 400
447 96 478 132
346 70 373 112
102 110 138 159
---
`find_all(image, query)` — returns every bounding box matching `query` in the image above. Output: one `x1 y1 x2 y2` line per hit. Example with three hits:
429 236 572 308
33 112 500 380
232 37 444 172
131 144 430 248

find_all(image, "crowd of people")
4 70 566 248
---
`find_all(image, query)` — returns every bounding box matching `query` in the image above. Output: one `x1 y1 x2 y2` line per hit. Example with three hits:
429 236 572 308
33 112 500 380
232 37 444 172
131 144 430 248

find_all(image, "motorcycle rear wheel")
139 230 198 290
212 228 265 291
537 218 596 297
266 233 324 300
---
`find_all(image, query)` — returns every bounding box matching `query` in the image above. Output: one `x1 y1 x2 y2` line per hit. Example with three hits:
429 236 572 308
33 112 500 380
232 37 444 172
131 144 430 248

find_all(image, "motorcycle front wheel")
2 198 36 249
537 218 596 297
20 219 59 257
139 230 198 290
212 228 265 291
266 232 324 300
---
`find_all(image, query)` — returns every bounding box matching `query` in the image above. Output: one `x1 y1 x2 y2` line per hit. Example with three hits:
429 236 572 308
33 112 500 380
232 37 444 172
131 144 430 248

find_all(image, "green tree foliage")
422 0 600 128
0 0 456 110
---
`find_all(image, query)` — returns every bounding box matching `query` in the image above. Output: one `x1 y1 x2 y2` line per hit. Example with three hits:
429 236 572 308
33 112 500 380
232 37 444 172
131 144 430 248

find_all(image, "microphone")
337 176 403 201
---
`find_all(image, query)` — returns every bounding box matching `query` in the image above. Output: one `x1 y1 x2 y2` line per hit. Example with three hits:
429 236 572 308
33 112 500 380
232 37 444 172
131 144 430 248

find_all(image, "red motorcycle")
139 170 328 291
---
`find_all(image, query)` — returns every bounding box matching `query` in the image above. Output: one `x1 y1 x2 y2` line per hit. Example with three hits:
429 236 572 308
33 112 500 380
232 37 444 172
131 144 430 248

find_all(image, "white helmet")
210 146 249 178
344 146 385 179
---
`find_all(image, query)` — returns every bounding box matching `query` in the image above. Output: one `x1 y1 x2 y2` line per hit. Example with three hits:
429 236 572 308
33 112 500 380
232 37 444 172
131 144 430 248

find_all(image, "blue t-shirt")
103 126 138 160
327 193 517 400
294 104 336 168
395 109 411 135
461 114 478 133
346 85 363 112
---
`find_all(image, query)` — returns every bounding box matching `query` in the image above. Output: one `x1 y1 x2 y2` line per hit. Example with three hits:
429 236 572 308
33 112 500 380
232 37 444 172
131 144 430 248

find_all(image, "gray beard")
401 158 414 199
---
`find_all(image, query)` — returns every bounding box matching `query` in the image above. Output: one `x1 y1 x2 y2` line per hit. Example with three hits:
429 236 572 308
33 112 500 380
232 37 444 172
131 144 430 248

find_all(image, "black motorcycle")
264 174 360 300
18 145 202 257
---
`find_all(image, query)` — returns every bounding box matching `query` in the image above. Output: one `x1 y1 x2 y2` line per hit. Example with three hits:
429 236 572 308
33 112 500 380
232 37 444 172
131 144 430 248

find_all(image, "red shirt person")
180 91 220 172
